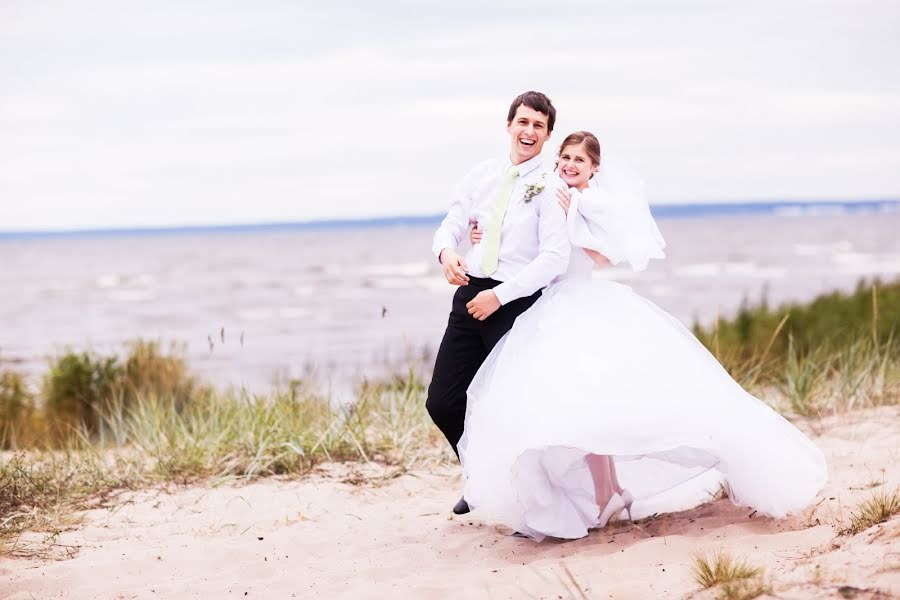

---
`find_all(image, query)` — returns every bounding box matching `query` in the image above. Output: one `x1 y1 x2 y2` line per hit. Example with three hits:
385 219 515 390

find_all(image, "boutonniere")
522 174 547 203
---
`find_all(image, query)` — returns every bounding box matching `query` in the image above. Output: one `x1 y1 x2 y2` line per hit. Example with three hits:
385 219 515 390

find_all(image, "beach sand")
2 406 898 599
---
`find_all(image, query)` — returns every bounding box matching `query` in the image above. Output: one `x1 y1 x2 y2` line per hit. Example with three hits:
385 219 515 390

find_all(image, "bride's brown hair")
558 131 601 176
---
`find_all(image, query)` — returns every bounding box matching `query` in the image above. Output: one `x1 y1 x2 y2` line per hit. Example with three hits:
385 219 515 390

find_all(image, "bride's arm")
557 187 611 268
584 248 611 268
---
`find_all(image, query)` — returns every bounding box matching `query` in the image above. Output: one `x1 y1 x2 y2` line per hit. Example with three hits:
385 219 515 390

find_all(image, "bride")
457 131 828 541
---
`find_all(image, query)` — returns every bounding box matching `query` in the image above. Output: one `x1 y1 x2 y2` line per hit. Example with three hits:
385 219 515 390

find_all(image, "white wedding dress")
457 161 828 541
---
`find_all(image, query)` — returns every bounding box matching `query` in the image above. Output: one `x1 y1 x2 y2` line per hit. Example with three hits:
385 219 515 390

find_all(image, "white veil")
565 153 666 272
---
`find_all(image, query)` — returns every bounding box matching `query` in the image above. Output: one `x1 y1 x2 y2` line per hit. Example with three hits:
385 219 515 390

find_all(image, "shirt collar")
506 152 545 178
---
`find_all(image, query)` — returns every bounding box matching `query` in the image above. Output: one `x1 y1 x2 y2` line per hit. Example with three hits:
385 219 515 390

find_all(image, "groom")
427 91 570 514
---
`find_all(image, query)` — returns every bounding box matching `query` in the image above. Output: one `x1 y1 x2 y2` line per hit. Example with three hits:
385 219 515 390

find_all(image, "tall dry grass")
694 279 900 417
692 549 771 600
1 352 439 555
839 487 900 536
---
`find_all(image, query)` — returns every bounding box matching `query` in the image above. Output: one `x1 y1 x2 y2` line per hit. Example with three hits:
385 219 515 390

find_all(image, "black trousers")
426 277 541 457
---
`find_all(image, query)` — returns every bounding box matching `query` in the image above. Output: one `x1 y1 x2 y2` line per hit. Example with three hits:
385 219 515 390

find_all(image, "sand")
2 406 898 599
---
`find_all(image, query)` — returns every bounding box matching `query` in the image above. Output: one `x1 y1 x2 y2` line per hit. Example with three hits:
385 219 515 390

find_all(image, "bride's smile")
558 144 598 190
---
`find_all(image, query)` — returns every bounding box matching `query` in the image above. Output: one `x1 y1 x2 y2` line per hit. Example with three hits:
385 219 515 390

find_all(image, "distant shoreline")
1 198 898 240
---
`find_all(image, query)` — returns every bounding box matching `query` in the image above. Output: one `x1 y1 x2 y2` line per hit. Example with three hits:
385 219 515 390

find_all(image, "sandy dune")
2 406 898 599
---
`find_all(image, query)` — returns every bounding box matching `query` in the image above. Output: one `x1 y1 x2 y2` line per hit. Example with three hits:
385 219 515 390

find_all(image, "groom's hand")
440 249 469 286
467 290 501 321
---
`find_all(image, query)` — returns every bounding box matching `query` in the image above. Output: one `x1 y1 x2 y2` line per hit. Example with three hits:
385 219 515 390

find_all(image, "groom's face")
507 105 551 165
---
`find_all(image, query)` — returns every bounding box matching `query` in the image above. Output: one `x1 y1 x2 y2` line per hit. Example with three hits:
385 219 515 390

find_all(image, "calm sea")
1 201 899 397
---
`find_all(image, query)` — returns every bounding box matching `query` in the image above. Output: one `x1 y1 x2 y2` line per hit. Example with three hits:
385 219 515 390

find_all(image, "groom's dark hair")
507 91 556 133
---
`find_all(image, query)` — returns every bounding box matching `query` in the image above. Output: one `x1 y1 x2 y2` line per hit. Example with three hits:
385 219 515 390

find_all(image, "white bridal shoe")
597 493 626 528
596 489 635 529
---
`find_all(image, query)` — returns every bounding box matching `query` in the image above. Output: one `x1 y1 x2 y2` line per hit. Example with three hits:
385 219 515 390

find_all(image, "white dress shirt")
432 153 571 305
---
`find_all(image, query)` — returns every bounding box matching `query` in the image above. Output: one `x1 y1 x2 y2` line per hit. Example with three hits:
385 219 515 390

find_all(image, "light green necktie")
480 165 519 276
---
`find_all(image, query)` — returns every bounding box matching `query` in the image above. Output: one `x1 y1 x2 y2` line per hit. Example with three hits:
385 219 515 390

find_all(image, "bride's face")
558 143 597 191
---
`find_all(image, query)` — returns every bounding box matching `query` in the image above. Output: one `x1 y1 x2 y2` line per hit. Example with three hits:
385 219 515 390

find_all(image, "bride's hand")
556 187 571 215
469 224 483 245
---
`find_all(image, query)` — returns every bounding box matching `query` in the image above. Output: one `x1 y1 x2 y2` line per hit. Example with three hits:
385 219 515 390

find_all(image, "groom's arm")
431 160 493 262
432 188 471 286
431 190 468 265
465 182 570 321
467 191 569 320
491 188 570 305
433 161 496 286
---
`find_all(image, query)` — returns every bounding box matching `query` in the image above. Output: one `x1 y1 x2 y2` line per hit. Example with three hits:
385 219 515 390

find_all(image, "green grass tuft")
42 350 122 435
839 487 900 536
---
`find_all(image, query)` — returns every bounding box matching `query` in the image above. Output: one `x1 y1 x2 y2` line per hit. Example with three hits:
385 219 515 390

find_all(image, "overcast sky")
1 0 899 231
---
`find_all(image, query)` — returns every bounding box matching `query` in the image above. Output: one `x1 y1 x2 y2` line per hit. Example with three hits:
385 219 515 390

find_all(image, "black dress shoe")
452 497 470 515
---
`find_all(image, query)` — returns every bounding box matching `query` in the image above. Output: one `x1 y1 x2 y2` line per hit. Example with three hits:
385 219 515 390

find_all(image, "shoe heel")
621 490 634 521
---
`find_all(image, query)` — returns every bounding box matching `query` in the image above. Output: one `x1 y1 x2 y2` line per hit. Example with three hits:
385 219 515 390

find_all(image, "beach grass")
839 487 900 536
0 445 143 558
691 549 770 599
717 578 773 600
770 334 900 417
39 340 201 439
692 549 765 587
101 369 439 483
693 278 900 367
0 369 39 448
0 358 440 556
694 278 900 417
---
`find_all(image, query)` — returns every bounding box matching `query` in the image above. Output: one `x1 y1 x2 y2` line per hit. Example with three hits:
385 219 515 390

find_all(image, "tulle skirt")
457 279 827 541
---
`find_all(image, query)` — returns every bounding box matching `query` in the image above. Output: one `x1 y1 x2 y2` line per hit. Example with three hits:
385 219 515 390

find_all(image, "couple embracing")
427 91 827 541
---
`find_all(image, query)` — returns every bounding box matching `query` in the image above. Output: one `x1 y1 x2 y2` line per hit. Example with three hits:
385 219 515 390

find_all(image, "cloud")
0 0 898 230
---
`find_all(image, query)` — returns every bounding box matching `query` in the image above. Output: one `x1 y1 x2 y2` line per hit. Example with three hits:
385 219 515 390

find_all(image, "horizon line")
1 198 898 239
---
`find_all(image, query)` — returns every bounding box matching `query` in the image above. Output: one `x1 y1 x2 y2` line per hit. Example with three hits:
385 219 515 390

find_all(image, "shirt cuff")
434 247 445 263
492 282 514 305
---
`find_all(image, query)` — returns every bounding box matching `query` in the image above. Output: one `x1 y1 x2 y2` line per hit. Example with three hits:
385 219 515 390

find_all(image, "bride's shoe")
619 489 635 521
596 493 626 528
